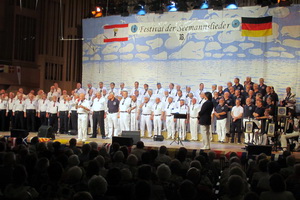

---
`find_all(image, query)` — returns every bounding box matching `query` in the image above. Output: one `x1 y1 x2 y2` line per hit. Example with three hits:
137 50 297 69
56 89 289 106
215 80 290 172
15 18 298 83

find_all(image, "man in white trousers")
119 90 131 132
139 96 153 137
176 99 189 140
76 93 91 142
189 98 200 141
107 92 120 138
165 96 176 139
151 97 165 136
129 95 140 131
214 98 229 143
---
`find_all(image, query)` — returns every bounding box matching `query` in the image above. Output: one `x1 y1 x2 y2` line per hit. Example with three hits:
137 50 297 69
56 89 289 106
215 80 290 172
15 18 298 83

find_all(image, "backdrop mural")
82 5 300 111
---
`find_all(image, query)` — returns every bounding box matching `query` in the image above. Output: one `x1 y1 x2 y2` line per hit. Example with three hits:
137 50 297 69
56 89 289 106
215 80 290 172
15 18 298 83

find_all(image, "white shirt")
97 86 107 93
231 105 244 118
47 91 59 100
119 97 131 112
0 99 7 110
177 104 189 115
85 93 95 102
130 88 142 96
58 100 70 112
47 101 59 114
92 97 106 111
75 88 86 94
13 100 26 112
77 99 91 114
38 99 49 112
175 96 186 107
165 102 176 116
152 102 164 115
117 88 128 96
130 100 141 114
189 103 201 118
69 99 78 112
54 88 62 97
107 88 118 95
24 99 38 110
141 102 153 115
86 87 97 95
6 98 15 112
199 98 206 110
154 88 165 98
168 88 177 97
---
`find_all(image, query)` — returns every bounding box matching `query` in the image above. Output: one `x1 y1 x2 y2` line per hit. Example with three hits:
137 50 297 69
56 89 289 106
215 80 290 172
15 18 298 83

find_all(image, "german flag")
241 16 272 37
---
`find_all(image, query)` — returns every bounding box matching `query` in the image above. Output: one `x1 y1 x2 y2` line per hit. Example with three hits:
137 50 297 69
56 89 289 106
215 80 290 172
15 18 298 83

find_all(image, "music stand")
170 113 187 146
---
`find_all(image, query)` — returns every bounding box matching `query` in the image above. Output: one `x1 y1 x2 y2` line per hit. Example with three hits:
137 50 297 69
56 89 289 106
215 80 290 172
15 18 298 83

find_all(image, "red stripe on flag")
242 22 272 31
104 37 128 42
104 24 128 29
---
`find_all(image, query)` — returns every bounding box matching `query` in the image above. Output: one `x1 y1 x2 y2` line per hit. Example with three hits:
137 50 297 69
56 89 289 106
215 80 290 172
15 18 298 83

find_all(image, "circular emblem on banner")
131 25 138 33
232 19 240 28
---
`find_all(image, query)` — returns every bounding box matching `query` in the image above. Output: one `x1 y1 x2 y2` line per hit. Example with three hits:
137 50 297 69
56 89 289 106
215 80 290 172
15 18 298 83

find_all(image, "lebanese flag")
103 24 129 43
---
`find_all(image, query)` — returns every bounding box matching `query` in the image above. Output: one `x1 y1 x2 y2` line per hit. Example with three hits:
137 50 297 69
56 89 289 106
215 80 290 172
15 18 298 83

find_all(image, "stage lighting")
279 0 292 6
200 1 209 9
91 5 103 17
134 1 147 15
167 1 178 12
225 0 238 9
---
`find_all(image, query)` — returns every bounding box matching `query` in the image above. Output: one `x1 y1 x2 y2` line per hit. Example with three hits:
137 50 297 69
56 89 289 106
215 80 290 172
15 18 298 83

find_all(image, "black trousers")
59 111 69 133
70 111 78 130
92 111 105 137
26 110 36 132
231 119 242 143
0 110 5 131
14 111 24 129
40 112 47 126
49 114 58 134
6 110 15 131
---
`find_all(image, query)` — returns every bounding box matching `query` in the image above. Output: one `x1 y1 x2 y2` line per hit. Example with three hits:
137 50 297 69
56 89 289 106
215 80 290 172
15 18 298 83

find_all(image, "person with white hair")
189 98 200 141
117 82 127 96
76 93 90 142
151 97 165 136
74 82 85 95
139 96 153 137
119 90 131 132
176 99 189 140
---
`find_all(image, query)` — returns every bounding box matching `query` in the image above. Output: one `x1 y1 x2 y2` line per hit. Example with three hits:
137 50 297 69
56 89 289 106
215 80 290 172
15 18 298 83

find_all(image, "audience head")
178 180 197 200
269 173 286 193
227 175 244 197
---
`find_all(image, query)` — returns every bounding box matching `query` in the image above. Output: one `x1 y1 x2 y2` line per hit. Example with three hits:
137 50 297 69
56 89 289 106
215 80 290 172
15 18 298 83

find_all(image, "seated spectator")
73 191 93 200
88 175 109 200
280 155 296 179
286 164 300 199
257 161 281 193
94 155 108 177
4 165 39 200
68 138 82 155
260 173 295 200
251 158 269 192
131 141 146 162
155 146 172 166
221 175 245 200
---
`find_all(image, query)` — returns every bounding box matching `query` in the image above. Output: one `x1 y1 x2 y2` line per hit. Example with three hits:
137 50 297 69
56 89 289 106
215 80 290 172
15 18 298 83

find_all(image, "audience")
0 137 299 200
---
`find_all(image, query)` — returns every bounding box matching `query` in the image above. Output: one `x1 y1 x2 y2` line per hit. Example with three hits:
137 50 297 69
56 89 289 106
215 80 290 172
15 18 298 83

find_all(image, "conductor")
198 92 214 150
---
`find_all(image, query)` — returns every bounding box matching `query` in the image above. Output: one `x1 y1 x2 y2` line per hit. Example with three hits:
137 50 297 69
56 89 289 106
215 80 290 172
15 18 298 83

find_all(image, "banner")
129 18 241 35
103 24 129 43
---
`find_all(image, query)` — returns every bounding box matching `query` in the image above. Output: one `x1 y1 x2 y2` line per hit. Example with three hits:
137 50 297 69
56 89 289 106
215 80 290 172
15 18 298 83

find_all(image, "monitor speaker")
38 125 55 139
121 131 140 145
153 135 164 141
112 136 133 147
247 145 272 156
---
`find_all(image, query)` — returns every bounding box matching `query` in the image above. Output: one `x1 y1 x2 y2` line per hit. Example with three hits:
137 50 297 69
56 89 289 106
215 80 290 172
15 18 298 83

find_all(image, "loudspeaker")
153 135 164 141
247 145 272 156
10 129 29 138
121 131 140 145
112 136 133 147
38 126 55 139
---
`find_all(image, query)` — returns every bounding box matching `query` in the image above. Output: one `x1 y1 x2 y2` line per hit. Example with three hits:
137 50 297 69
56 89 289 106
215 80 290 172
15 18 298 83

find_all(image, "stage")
1 131 300 161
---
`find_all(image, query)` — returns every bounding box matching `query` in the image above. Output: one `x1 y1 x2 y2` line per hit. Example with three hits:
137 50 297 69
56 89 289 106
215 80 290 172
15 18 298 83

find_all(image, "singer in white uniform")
119 90 131 132
76 93 90 142
139 96 153 137
189 98 201 141
129 95 140 131
176 99 189 140
165 96 175 139
151 97 165 136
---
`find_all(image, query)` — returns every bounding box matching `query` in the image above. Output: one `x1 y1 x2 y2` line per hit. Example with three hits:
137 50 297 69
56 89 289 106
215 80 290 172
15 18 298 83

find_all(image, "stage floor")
1 131 300 161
